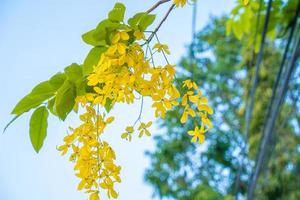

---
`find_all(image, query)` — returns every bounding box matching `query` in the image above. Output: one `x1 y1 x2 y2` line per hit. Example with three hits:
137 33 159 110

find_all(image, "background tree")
145 13 300 199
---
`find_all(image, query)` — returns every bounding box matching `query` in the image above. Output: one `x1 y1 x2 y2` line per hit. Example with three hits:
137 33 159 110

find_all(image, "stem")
147 4 175 43
96 104 102 190
146 0 171 13
147 42 156 67
154 33 170 64
134 96 144 126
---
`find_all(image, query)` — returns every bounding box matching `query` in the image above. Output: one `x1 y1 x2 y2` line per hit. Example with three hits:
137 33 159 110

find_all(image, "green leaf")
128 12 156 31
29 106 49 153
49 72 66 90
12 81 57 115
94 19 124 37
47 97 57 116
82 29 107 46
64 63 83 85
108 3 126 22
3 115 20 133
76 79 87 96
104 98 114 113
128 12 147 29
230 5 242 15
83 47 107 76
64 63 87 97
254 35 261 53
226 19 233 36
82 19 124 46
232 20 243 40
139 14 156 31
55 81 76 120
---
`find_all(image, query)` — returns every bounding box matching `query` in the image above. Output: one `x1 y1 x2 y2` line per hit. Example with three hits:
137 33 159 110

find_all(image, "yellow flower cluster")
180 80 213 143
58 105 120 200
59 23 212 199
121 121 152 141
87 30 179 115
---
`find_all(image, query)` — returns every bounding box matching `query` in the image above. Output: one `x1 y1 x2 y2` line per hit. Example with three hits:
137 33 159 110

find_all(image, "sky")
0 0 235 199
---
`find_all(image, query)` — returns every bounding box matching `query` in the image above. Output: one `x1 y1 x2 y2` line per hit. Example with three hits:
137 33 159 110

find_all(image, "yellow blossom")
121 126 134 141
153 43 171 55
188 126 205 143
138 121 152 137
112 31 130 44
182 79 198 89
173 0 187 7
134 31 145 40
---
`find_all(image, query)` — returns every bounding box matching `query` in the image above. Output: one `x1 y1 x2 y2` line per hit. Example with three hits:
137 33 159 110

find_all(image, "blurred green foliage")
145 11 300 200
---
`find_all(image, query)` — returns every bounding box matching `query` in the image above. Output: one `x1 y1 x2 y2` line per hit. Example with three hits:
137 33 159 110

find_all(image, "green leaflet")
108 2 126 22
47 97 57 116
226 19 233 36
128 12 156 31
128 12 146 28
104 98 114 113
232 20 243 40
55 80 76 120
3 115 20 133
64 63 86 97
29 106 49 153
82 20 124 46
94 19 125 39
12 72 66 116
49 72 66 89
83 47 107 76
64 63 83 86
82 29 107 46
139 14 156 31
12 81 59 116
82 3 127 46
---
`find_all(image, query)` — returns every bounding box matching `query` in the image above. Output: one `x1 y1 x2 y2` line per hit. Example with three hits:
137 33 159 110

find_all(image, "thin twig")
154 33 170 64
147 4 175 43
147 42 156 67
134 96 144 126
146 0 171 13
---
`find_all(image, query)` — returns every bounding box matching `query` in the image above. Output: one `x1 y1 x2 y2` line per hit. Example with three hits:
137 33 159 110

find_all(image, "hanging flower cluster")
57 2 213 199
9 1 213 200
181 80 213 143
59 106 120 199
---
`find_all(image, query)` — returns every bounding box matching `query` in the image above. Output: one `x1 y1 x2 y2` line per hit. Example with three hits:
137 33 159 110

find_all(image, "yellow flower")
173 0 187 7
89 191 100 200
134 31 145 40
105 116 115 124
138 121 152 137
106 43 127 55
100 178 118 199
58 144 68 155
199 112 213 129
153 43 171 55
180 106 196 123
121 126 134 141
112 31 130 44
188 126 205 143
243 0 250 6
182 79 198 89
197 104 213 115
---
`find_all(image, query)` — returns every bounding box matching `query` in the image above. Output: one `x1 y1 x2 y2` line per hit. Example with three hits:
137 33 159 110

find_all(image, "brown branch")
146 0 171 13
147 4 175 43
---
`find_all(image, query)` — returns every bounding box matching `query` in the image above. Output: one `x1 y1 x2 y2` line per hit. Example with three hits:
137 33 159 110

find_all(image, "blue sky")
0 1 235 199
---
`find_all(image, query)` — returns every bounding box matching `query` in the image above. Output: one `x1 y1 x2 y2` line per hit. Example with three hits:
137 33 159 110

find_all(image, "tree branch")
147 4 175 43
146 0 171 13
